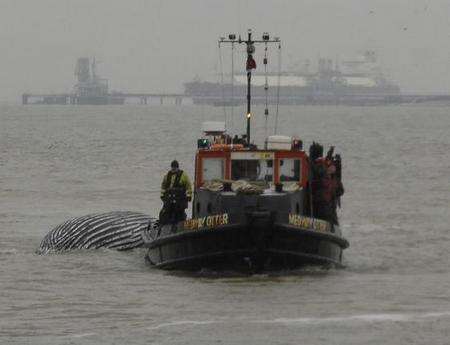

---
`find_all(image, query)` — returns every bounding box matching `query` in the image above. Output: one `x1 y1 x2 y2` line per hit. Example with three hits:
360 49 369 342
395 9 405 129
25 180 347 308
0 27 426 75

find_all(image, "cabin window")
202 158 224 181
231 159 273 182
279 159 301 182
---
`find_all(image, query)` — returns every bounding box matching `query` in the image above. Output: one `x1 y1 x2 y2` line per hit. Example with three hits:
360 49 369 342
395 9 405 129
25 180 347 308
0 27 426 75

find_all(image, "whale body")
38 211 155 254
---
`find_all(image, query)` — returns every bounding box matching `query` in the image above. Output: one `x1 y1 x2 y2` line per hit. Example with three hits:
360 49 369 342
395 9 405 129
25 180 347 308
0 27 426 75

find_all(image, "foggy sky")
1 0 449 103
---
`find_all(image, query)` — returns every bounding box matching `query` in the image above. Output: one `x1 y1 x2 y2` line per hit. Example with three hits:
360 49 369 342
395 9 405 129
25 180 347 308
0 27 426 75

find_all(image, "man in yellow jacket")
160 160 192 224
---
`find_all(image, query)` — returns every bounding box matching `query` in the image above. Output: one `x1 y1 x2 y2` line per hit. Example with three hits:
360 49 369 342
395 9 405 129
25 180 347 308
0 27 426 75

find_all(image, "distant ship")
184 51 401 106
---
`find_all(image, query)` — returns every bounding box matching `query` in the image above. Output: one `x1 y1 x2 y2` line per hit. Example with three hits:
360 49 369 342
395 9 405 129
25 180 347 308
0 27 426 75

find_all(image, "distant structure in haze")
22 53 450 106
184 51 403 106
22 57 185 106
73 57 125 105
23 58 125 105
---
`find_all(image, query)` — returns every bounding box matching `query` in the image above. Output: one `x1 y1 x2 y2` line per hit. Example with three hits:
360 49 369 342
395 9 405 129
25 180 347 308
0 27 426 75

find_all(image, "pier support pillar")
160 97 163 105
22 94 29 105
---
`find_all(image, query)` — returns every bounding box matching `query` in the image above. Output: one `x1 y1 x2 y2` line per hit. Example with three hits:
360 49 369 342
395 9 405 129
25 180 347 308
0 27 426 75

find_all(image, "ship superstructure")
184 51 401 105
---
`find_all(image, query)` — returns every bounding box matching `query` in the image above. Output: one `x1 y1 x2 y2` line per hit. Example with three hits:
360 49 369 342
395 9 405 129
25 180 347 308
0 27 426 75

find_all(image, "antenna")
263 37 269 141
219 30 280 146
218 41 227 125
274 42 282 134
230 35 235 130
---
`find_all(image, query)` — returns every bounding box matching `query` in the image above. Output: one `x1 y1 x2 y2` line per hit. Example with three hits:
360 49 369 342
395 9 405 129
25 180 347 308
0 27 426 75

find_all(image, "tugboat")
142 30 349 271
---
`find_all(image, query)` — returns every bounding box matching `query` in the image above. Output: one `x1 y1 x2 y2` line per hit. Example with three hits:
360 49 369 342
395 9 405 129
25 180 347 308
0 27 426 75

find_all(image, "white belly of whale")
38 211 154 254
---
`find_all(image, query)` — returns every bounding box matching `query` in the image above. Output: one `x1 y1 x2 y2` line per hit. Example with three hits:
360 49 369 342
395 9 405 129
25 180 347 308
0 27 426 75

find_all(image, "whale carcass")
38 211 154 254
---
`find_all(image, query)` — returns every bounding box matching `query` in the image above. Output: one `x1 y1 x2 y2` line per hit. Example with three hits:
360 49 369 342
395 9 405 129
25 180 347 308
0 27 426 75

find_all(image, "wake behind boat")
142 30 349 271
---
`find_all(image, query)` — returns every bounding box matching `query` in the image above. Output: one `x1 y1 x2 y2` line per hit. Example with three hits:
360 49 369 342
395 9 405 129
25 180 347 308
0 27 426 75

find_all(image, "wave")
147 311 450 330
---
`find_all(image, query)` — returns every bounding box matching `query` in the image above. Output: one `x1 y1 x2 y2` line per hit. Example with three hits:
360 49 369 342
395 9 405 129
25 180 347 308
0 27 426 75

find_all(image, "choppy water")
1 104 449 344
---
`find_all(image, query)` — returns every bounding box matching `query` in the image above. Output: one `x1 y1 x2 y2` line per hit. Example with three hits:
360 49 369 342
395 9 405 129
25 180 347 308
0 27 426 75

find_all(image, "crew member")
310 145 344 225
160 160 192 224
320 163 337 224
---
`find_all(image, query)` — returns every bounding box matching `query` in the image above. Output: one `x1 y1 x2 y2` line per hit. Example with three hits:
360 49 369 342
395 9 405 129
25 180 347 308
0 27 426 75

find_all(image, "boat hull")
143 220 348 271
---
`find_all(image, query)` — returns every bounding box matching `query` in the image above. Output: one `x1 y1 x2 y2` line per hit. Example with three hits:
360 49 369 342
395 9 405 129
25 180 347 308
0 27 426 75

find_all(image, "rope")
201 180 264 195
230 42 235 130
274 42 281 134
218 42 227 126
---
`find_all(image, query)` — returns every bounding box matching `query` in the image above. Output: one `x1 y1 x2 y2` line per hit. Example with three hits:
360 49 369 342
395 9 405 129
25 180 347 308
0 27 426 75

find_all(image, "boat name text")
184 213 229 230
288 214 331 233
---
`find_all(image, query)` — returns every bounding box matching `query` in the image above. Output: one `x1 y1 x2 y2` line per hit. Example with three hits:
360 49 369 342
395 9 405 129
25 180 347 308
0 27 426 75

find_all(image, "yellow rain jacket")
160 170 192 200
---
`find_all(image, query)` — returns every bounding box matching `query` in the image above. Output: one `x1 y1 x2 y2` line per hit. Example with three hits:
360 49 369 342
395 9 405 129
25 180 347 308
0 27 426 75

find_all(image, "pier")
22 93 186 105
119 93 185 105
22 92 450 106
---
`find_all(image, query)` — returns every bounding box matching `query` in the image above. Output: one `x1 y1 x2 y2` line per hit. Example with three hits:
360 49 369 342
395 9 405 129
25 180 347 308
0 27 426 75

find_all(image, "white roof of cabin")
234 75 308 87
234 75 377 87
343 77 376 87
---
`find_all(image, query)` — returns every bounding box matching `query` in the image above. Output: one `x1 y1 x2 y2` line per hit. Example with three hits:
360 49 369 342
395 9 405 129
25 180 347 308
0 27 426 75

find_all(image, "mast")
230 40 234 129
246 30 253 144
220 30 280 146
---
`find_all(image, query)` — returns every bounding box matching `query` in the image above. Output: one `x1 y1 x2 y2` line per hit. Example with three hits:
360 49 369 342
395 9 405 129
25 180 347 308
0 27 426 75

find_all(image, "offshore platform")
72 57 125 105
23 58 124 105
22 58 184 105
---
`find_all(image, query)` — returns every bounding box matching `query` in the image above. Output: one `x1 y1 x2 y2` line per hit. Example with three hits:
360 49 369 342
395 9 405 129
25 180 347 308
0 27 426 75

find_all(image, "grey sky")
1 0 449 103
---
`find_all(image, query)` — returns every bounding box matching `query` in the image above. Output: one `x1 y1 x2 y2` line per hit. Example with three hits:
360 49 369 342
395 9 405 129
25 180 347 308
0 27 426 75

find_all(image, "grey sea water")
0 104 449 344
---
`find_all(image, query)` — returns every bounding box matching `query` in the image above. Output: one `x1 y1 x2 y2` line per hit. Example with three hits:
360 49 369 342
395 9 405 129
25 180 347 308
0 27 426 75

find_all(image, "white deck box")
202 121 226 135
266 135 292 150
